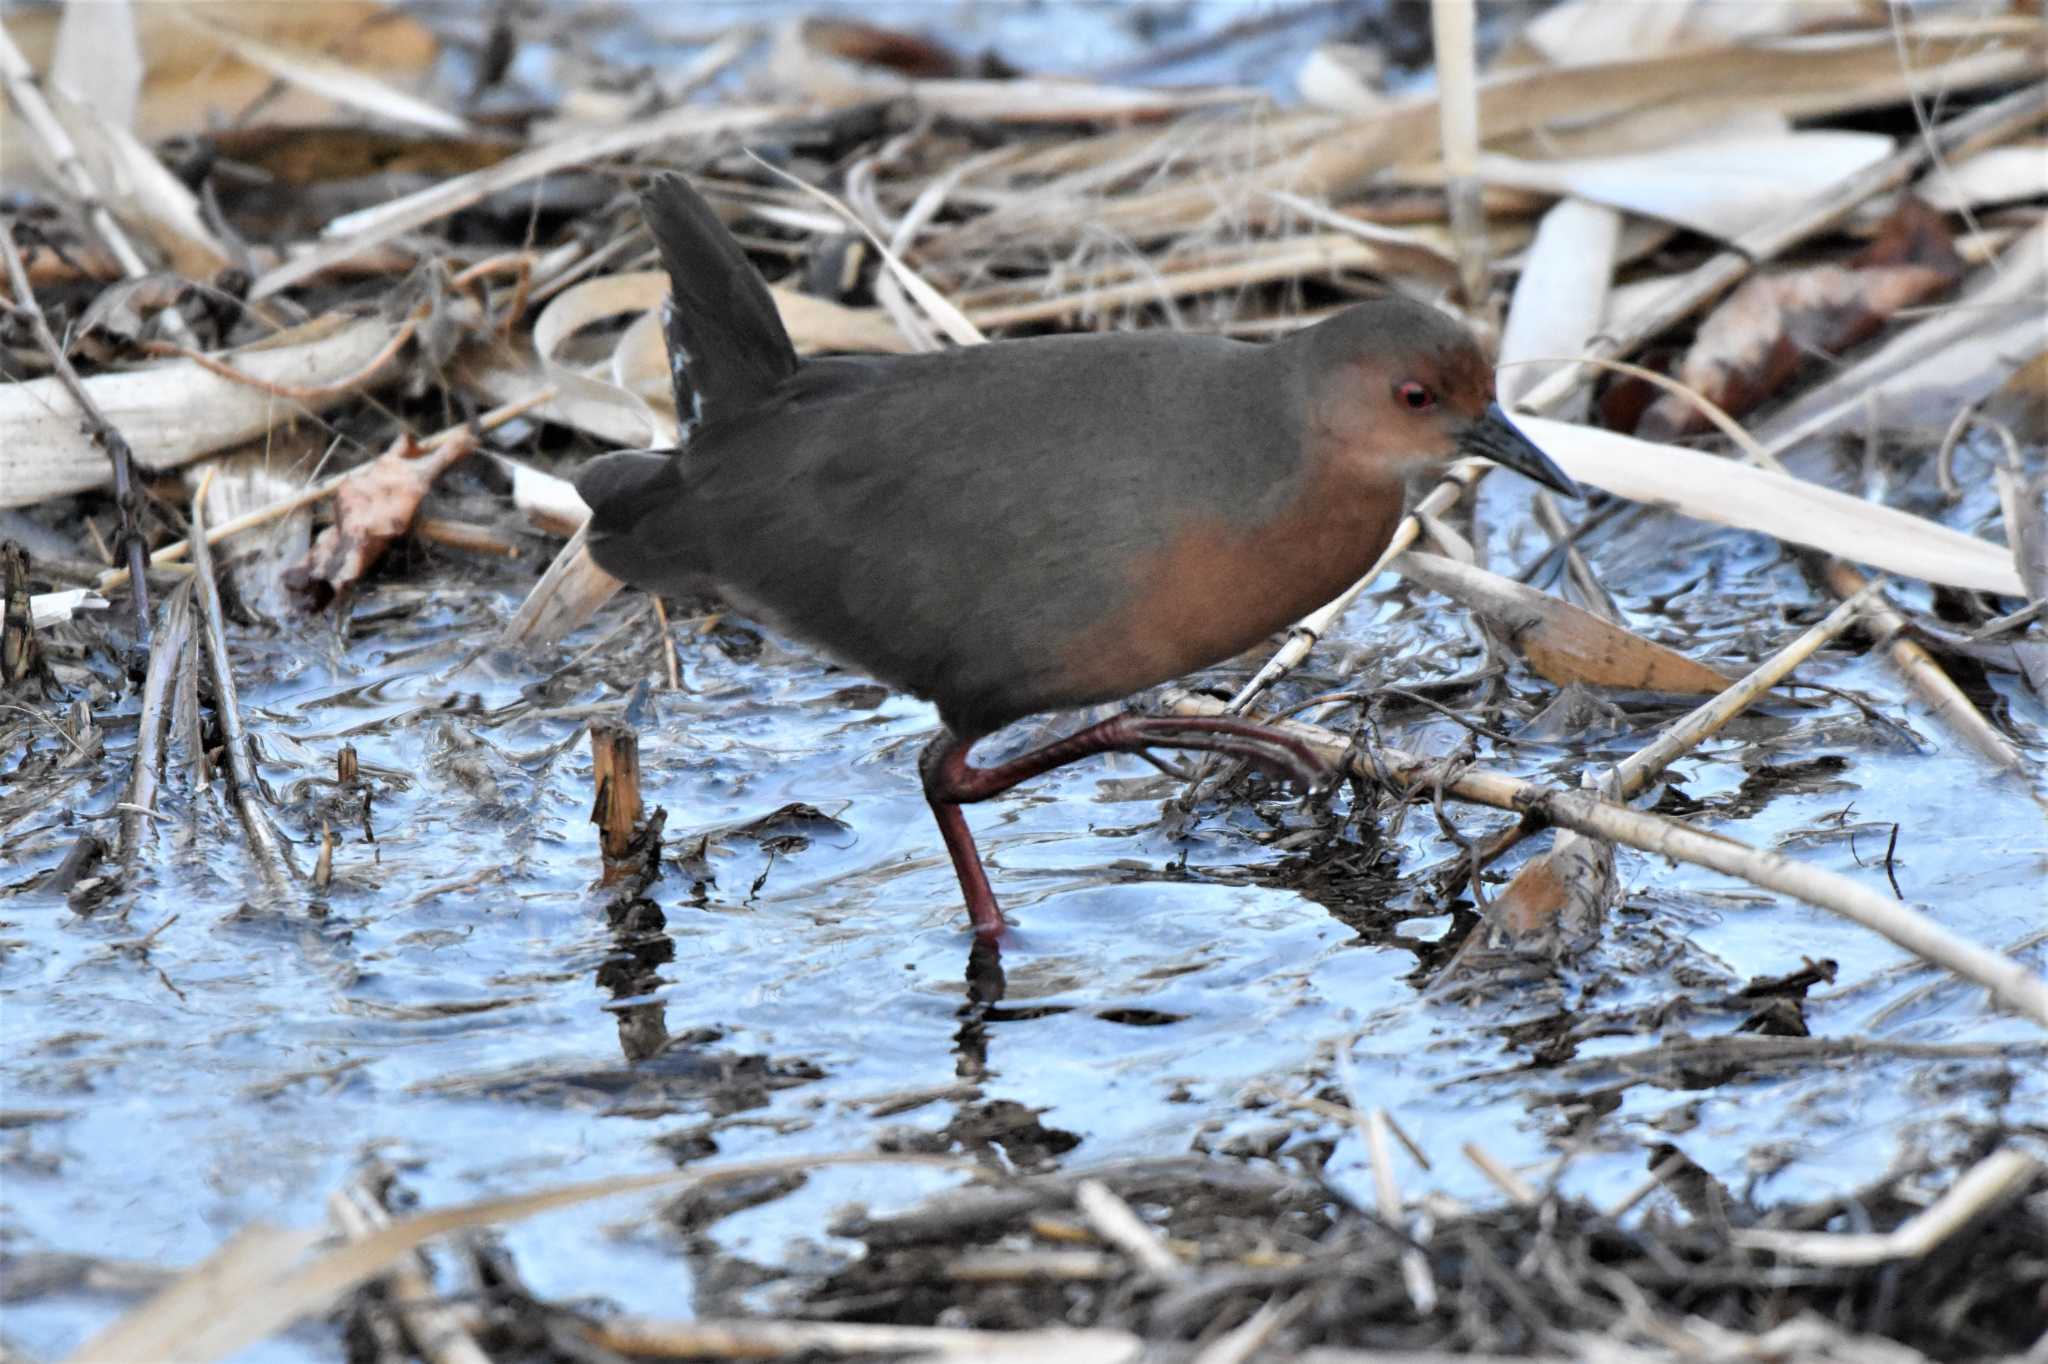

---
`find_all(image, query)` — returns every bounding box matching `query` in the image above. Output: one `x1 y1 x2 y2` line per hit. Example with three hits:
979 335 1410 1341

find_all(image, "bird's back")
586 330 1310 732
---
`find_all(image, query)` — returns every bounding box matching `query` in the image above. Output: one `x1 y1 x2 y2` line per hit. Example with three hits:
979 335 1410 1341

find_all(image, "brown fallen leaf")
1396 551 1735 694
1635 196 1964 441
283 429 478 608
1980 350 2048 445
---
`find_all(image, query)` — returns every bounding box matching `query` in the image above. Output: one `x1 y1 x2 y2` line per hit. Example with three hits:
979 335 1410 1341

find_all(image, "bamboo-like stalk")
188 475 299 896
2 216 154 635
119 580 194 864
1431 0 1488 308
1159 689 2048 1028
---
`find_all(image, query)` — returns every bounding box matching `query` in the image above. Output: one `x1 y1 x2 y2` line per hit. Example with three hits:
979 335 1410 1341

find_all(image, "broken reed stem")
1613 580 1886 796
139 312 421 402
329 1176 493 1364
189 476 300 895
1159 689 2048 1028
1430 0 1488 309
120 580 195 865
588 718 645 868
96 390 555 593
1073 1180 1184 1280
1823 561 2026 772
2 216 154 638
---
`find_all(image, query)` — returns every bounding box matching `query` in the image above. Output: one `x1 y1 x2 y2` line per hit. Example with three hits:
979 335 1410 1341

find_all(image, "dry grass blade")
1498 198 1620 414
165 4 469 136
589 1315 1145 1361
1822 561 2025 773
1160 689 2048 1029
95 392 555 592
1073 1179 1184 1280
1513 80 2048 420
1615 581 1886 796
749 153 986 347
1431 0 1486 307
1762 219 2048 452
251 103 784 299
120 580 193 864
0 19 199 344
329 1175 491 1364
65 1152 978 1364
496 526 623 650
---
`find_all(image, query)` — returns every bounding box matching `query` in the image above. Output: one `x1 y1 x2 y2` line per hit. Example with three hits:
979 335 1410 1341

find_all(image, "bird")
577 173 1580 942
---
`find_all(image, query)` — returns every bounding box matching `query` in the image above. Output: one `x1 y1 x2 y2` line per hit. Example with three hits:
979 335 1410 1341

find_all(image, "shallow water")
4 426 2043 1359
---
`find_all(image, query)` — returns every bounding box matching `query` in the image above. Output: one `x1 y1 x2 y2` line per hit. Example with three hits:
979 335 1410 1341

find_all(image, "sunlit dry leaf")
487 454 587 537
165 3 466 135
1636 196 1963 441
1397 551 1735 693
1295 42 1389 116
283 431 478 608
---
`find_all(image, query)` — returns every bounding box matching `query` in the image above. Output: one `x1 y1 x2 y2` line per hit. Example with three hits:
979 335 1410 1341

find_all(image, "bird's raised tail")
639 172 798 430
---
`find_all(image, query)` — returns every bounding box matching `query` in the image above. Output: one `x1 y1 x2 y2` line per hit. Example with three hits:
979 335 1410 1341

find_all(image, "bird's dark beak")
1460 404 1582 499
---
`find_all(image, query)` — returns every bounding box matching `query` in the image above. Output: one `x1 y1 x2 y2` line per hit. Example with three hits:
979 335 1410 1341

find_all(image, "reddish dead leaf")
802 18 972 78
1635 197 1963 440
284 430 478 609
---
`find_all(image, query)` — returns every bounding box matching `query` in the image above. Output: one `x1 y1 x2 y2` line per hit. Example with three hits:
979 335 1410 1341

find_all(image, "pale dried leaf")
1915 141 2048 213
487 453 588 537
0 317 402 506
1499 197 1622 413
49 0 141 133
1480 129 1893 241
1522 417 2026 597
1519 0 1870 68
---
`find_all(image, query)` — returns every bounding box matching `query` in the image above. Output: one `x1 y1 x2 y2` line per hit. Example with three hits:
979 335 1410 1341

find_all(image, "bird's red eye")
1397 381 1434 411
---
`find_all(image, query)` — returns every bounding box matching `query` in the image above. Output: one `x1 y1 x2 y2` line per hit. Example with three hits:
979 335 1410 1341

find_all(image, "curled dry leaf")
1636 196 1964 440
283 431 478 608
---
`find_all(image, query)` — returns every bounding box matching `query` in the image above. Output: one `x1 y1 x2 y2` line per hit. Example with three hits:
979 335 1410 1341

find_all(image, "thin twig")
2 216 154 637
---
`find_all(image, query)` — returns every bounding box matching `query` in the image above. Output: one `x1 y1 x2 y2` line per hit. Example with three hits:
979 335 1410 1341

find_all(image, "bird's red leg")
919 716 1337 936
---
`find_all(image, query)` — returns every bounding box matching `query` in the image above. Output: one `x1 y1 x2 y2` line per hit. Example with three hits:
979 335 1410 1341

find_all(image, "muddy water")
4 434 2042 1360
